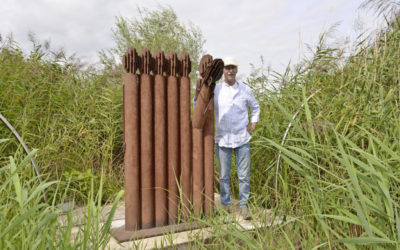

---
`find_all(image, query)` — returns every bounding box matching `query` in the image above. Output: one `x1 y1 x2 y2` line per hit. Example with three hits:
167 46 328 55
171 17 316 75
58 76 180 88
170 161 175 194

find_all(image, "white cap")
223 57 238 67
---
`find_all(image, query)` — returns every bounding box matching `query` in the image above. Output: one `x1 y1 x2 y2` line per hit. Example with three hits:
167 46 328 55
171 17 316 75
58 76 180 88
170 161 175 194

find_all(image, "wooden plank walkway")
58 194 284 249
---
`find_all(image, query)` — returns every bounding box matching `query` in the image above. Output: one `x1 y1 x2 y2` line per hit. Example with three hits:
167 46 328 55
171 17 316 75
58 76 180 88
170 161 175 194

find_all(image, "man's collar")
223 81 238 88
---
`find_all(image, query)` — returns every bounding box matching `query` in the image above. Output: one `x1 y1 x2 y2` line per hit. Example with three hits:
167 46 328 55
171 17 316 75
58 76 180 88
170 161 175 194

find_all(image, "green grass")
0 145 123 249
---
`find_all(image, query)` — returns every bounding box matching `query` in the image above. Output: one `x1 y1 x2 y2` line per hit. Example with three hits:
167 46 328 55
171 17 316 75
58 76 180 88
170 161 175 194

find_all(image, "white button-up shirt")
214 81 260 148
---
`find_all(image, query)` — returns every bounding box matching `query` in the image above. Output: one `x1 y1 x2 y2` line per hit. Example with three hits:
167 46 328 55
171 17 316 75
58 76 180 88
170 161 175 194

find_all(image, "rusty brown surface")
154 51 168 227
122 47 221 232
154 74 168 227
123 47 140 74
192 128 204 217
195 78 202 101
198 54 213 78
192 58 224 129
123 72 141 230
192 56 223 217
139 49 155 229
195 55 212 100
179 53 192 220
166 51 180 224
123 47 141 230
139 48 153 74
166 51 181 77
140 73 155 229
154 50 167 75
179 52 191 77
203 101 214 215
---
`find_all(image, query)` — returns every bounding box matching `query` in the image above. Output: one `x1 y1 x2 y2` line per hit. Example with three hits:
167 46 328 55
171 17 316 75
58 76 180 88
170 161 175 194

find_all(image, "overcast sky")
1 0 382 77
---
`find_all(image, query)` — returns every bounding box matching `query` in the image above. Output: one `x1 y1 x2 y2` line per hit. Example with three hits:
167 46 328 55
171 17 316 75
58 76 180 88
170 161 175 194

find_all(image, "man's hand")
247 122 256 133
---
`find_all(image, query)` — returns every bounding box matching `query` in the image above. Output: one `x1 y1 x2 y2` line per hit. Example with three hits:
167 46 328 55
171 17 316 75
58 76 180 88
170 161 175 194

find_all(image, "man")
214 57 260 220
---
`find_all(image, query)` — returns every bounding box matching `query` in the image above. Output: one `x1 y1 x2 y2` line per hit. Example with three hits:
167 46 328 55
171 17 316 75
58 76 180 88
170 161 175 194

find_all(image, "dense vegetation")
2 3 400 249
242 15 400 247
0 36 124 202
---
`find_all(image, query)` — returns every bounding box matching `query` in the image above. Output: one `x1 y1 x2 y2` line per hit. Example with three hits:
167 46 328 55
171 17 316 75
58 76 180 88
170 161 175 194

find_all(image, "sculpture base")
111 221 204 242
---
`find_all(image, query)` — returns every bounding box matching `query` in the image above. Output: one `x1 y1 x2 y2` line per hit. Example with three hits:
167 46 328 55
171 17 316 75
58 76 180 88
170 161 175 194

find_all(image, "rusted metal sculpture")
113 48 223 242
196 55 215 215
192 55 210 216
193 55 223 216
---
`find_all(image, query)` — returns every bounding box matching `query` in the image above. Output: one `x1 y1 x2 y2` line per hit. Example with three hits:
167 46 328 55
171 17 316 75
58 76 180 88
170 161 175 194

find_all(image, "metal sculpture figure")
192 56 224 216
197 55 218 215
114 47 223 242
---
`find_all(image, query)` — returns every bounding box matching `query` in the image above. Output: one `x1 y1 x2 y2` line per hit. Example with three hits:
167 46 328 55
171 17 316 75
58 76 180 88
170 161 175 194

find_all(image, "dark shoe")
241 207 251 220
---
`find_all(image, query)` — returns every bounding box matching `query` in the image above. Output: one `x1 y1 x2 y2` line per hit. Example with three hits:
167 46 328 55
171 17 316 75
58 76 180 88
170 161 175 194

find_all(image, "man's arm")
247 88 260 134
247 122 257 133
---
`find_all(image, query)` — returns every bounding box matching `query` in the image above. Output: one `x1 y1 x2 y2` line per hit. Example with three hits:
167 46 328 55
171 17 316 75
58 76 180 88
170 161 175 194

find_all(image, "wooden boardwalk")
58 194 283 249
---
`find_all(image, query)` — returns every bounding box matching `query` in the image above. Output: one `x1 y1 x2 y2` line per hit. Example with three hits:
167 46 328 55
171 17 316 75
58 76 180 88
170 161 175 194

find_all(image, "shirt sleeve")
247 88 260 123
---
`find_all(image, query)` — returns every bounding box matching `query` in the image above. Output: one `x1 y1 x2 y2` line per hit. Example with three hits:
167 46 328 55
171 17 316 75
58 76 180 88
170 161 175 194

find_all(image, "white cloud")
0 0 381 76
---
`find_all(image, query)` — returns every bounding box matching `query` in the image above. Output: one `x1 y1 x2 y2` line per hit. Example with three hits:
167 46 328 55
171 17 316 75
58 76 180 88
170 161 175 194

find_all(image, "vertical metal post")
191 55 212 217
140 49 155 229
192 128 204 216
123 48 141 230
197 55 215 215
203 100 214 215
179 53 192 219
153 50 168 227
166 51 180 224
192 56 224 217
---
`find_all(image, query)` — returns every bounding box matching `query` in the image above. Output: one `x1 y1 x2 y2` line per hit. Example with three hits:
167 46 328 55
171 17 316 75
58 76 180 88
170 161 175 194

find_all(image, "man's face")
223 65 238 85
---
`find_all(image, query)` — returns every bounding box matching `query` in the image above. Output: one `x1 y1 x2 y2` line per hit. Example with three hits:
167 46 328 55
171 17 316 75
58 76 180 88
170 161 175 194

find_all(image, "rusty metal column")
191 55 211 217
167 52 180 224
153 50 168 227
203 100 214 215
192 56 224 217
123 48 141 230
140 49 155 229
199 56 216 216
192 128 204 216
179 53 192 219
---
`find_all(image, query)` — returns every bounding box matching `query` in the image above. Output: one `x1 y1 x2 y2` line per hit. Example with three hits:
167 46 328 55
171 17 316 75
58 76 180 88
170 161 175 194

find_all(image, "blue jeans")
216 143 250 208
